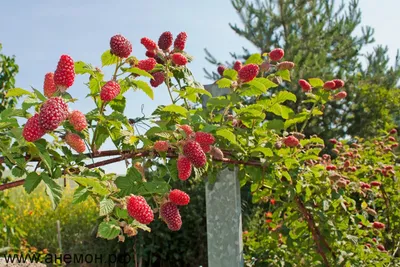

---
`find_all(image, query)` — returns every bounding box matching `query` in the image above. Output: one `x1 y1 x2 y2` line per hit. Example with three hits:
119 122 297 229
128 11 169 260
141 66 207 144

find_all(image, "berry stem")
164 64 175 104
90 102 105 152
175 77 189 109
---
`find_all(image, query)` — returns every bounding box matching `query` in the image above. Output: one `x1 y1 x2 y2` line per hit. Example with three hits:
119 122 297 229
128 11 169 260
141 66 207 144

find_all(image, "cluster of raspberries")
23 55 87 153
298 78 346 100
139 31 188 88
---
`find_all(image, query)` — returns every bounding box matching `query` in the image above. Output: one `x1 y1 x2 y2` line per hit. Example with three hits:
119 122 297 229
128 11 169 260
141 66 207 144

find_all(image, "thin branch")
380 187 391 233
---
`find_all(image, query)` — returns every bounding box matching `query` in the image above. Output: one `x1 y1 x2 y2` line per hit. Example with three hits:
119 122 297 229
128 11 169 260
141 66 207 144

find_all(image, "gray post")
203 84 244 267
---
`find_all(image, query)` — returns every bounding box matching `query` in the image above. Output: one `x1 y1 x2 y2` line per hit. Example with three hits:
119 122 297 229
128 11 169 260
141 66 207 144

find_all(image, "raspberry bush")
0 31 399 266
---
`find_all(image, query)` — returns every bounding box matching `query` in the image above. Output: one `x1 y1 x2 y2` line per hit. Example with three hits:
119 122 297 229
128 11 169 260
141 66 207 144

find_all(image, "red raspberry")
171 53 188 66
150 72 165 87
283 136 299 147
54 55 75 91
39 97 69 131
365 243 371 248
370 181 382 187
174 32 187 51
127 195 154 225
169 189 190 206
238 64 259 83
43 72 57 97
65 132 86 153
326 165 337 171
269 48 284 61
177 155 192 181
160 202 182 231
377 244 386 252
195 132 215 145
270 199 276 205
69 110 87 131
276 61 295 70
298 79 312 92
210 146 224 160
372 222 385 229
145 50 156 58
200 144 211 153
323 80 336 90
140 37 158 51
158 31 173 50
233 61 242 72
183 140 207 168
137 58 157 71
178 124 193 137
332 79 345 89
23 114 46 142
100 80 120 102
329 138 337 144
360 182 371 189
334 91 347 100
154 140 169 152
390 128 397 134
110 34 132 58
217 65 226 76
388 136 396 142
392 143 399 148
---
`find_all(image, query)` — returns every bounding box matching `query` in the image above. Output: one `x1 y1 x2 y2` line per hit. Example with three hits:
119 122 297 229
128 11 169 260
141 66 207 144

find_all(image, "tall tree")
205 0 400 141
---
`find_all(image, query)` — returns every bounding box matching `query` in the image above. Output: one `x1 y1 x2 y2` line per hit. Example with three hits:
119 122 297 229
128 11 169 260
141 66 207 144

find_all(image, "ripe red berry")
334 91 347 100
169 189 190 206
326 165 337 171
389 128 397 134
217 65 226 76
392 143 399 148
177 155 192 181
145 50 156 58
360 182 371 189
298 79 312 92
110 34 132 58
323 80 336 90
329 138 338 144
43 72 57 97
269 48 284 61
372 222 385 229
39 97 69 131
388 136 396 142
233 61 242 72
332 79 345 89
238 64 259 83
171 53 188 66
140 37 158 51
183 140 207 168
365 243 371 248
158 31 173 50
276 61 295 70
65 132 86 153
283 136 299 147
160 201 182 231
100 80 120 102
127 195 154 225
150 72 165 88
154 140 169 152
174 32 187 51
137 58 157 71
210 146 224 160
69 110 87 132
270 199 276 205
195 132 215 145
178 124 193 137
54 55 75 91
370 181 382 187
200 144 211 153
377 244 386 252
23 114 46 142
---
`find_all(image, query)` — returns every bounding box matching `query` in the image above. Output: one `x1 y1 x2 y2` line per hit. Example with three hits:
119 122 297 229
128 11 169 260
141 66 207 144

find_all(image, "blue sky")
1 0 399 173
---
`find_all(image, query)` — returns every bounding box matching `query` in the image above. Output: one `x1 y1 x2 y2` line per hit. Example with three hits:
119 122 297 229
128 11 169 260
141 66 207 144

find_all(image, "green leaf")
74 61 95 75
245 53 263 65
216 78 232 88
275 69 291 81
6 88 33 98
308 78 324 88
97 221 120 240
265 119 284 131
245 80 266 93
94 125 109 150
42 175 62 209
179 87 212 102
24 172 42 193
216 129 237 144
32 88 47 101
133 80 154 100
101 50 118 67
72 187 90 204
115 207 128 219
109 96 126 113
99 198 115 216
255 77 279 89
276 91 297 103
115 168 143 196
124 67 153 79
251 147 273 157
222 69 238 80
162 105 188 117
72 177 109 196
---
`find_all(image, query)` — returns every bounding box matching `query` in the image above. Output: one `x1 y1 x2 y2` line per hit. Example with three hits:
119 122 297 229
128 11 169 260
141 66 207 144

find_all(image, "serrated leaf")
97 221 120 240
216 129 237 144
32 88 47 101
133 80 154 100
42 175 62 210
115 168 143 196
115 207 129 219
276 69 291 81
72 187 90 204
266 119 284 131
74 61 95 75
72 177 109 196
125 67 153 79
94 124 109 150
99 198 115 216
277 91 297 103
162 105 188 116
109 96 126 113
251 147 273 157
6 88 33 98
24 172 42 193
222 69 238 80
245 54 263 65
216 78 232 88
101 50 118 67
308 78 324 88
